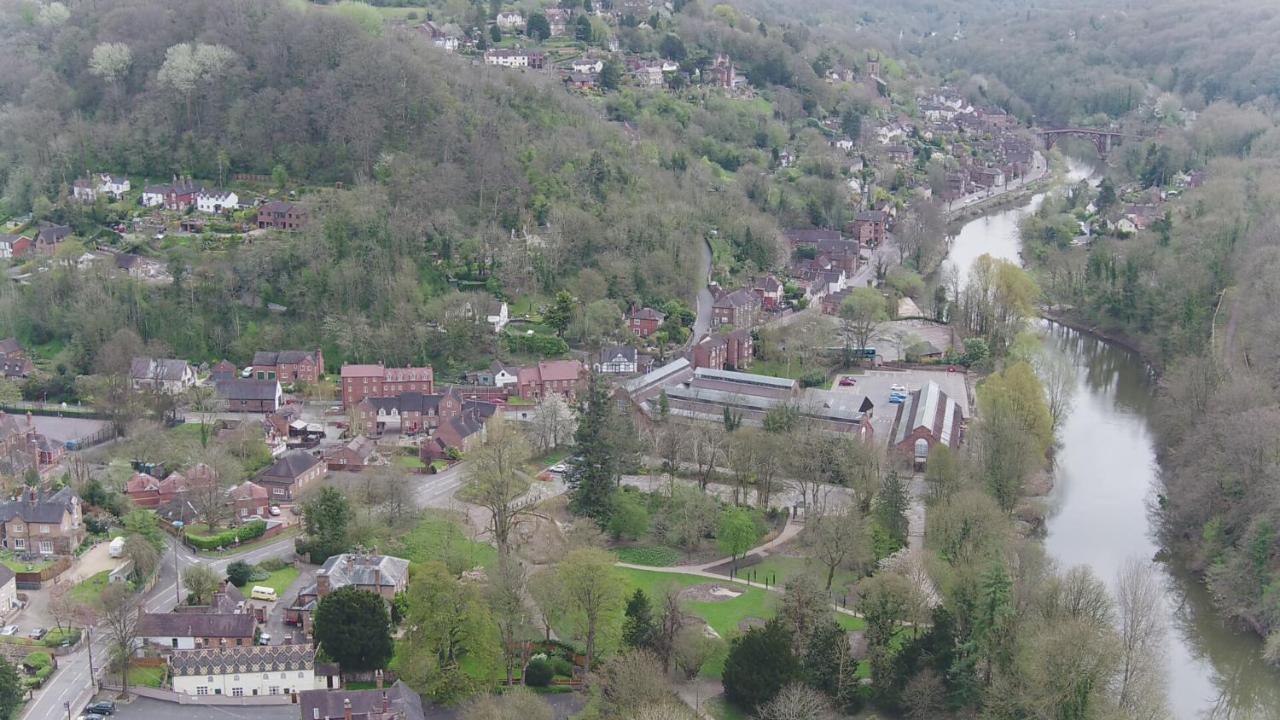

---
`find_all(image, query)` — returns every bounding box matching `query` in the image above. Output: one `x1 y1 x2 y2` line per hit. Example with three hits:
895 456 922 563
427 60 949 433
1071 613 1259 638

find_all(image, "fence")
14 557 71 590
232 173 272 184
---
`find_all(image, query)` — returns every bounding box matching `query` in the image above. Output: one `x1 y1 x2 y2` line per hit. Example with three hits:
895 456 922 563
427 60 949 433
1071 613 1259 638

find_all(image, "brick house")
355 388 465 437
300 680 427 720
125 471 194 509
0 487 84 556
210 360 238 382
849 210 886 247
753 275 784 310
629 307 666 337
340 364 434 407
215 379 282 413
726 330 754 370
888 381 965 468
516 360 585 402
129 358 197 394
0 235 32 259
251 350 324 386
0 339 32 379
226 482 270 520
255 451 325 502
256 201 309 231
138 612 256 651
421 406 493 460
286 553 409 630
690 334 726 371
323 436 379 470
33 224 72 255
0 412 60 477
711 288 759 328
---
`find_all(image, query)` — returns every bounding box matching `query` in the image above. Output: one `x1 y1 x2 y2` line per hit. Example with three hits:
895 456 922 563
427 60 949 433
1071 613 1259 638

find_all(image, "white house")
484 49 543 68
572 58 604 74
0 566 14 614
138 612 256 651
495 11 524 29
486 300 509 333
490 362 518 388
169 645 329 698
196 190 238 214
141 184 168 208
129 357 198 394
72 173 131 202
594 345 638 374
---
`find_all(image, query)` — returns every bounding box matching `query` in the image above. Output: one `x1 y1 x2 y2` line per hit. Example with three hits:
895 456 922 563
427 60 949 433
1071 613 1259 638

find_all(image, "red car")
839 377 857 386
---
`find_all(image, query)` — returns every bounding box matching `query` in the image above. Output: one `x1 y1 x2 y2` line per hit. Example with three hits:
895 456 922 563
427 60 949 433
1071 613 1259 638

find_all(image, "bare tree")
47 584 77 635
650 587 686 673
1035 349 1077 432
673 626 722 680
461 687 553 720
487 559 529 687
757 682 836 720
184 451 239 532
1114 558 1168 719
803 503 872 590
100 584 140 696
464 416 533 558
530 393 575 452
685 424 726 491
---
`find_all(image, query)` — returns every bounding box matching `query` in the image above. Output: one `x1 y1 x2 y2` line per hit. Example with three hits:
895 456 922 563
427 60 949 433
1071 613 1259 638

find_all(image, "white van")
250 586 278 602
108 537 125 558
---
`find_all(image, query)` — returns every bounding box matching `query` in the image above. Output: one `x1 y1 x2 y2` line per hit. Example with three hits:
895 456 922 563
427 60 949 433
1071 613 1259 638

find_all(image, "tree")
874 471 910 547
557 548 626 671
674 626 721 680
779 573 831 657
574 15 593 42
530 393 575 452
528 568 564 642
722 619 798 712
976 362 1052 511
100 584 140 697
465 415 533 557
598 650 672 716
839 288 887 364
1114 558 1168 717
600 59 624 91
123 534 160 584
608 491 650 540
182 563 221 605
803 619 858 711
545 291 575 337
186 452 240 532
399 562 500 700
804 504 871 590
487 558 529 687
526 12 551 40
302 486 353 563
489 24 503 43
313 586 394 673
1035 349 1076 431
226 560 253 587
0 657 19 720
717 507 760 571
757 682 836 720
461 687 553 720
622 589 656 649
567 373 618 522
857 572 914 699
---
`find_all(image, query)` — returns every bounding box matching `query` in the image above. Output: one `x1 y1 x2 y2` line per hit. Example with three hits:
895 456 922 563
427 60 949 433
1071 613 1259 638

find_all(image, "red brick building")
251 350 324 386
340 364 434 407
515 360 584 401
888 381 965 468
691 331 754 371
256 201 309 231
629 307 666 337
711 288 760 328
849 210 886 247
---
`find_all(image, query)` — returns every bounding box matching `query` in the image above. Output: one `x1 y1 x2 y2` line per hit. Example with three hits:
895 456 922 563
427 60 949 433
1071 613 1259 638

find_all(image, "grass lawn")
128 665 166 689
614 546 681 567
724 555 861 596
255 566 300 596
747 359 829 382
0 553 53 573
394 513 497 571
394 454 426 470
69 571 111 607
430 460 451 472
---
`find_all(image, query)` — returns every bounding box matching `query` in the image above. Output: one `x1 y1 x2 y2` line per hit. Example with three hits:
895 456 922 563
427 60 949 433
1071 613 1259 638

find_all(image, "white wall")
172 669 326 698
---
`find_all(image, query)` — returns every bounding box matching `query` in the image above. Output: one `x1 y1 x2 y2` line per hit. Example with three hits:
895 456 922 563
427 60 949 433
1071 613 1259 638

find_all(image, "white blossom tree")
530 392 575 452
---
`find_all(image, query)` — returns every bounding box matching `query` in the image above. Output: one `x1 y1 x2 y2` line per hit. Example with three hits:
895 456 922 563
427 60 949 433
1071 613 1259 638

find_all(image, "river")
945 157 1280 718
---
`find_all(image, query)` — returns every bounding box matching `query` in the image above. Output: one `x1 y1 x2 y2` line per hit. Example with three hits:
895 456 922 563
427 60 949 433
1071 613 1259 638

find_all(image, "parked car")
0 626 19 636
85 701 116 715
269 506 281 517
888 395 905 404
258 633 271 646
27 627 45 640
549 463 568 474
838 377 857 386
890 384 908 393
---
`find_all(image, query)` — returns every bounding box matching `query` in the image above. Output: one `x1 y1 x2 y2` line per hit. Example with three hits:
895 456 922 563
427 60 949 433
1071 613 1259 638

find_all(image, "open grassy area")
393 513 497 571
0 553 53 573
719 555 862 597
69 570 111 607
394 454 425 470
614 546 681 567
128 664 166 689
255 566 300 596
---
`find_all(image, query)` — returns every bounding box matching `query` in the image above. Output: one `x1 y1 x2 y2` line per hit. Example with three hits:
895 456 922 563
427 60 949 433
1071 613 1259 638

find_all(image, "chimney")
343 698 352 720
312 710 319 720
316 570 330 597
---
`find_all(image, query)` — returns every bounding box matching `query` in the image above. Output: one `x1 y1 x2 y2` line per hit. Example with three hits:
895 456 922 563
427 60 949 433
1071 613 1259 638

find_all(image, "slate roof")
215 378 280 401
598 345 638 364
139 612 256 640
167 643 313 676
129 357 191 382
362 392 441 415
252 350 320 366
299 680 427 720
712 288 757 309
631 307 666 322
0 339 20 357
317 553 409 591
257 451 321 485
36 224 72 245
0 565 14 588
0 487 77 525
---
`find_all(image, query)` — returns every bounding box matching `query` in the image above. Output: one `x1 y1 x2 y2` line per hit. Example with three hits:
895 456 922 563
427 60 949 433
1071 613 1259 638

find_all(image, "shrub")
185 520 267 551
524 657 554 687
799 370 828 388
226 560 253 587
258 557 291 572
547 656 574 677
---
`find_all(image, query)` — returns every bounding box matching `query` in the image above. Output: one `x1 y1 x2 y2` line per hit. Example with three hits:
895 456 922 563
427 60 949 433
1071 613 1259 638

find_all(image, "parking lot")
103 697 298 720
828 368 970 448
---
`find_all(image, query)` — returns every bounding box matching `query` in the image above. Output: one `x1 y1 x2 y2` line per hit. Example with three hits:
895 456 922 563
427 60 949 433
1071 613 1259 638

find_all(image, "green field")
394 454 425 470
255 566 300 596
394 513 497 571
719 555 862 597
69 570 111 607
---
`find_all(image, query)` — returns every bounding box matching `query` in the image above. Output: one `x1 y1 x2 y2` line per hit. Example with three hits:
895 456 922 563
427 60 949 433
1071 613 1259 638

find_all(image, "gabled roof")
129 357 192 382
253 350 320 366
215 378 280 401
536 359 583 382
0 339 23 357
299 680 427 720
317 553 409 591
631 306 666 322
167 643 313 676
226 481 268 502
257 451 321 485
361 392 441 415
712 288 757 309
139 612 255 640
0 487 77 525
35 224 72 245
598 346 637 364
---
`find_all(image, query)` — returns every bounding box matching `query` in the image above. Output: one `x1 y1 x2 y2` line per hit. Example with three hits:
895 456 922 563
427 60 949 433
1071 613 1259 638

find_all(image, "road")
943 150 1048 217
690 238 714 347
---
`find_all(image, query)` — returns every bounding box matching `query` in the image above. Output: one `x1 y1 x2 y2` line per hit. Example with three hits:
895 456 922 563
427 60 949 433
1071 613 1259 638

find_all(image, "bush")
799 370 828 388
615 546 680 567
185 520 267 551
524 657 554 687
547 656 574 677
226 560 253 587
258 557 291 572
505 332 569 357
41 628 80 647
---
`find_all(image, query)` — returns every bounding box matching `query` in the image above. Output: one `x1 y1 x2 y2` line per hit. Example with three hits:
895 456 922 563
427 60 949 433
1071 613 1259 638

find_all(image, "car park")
890 384 908 393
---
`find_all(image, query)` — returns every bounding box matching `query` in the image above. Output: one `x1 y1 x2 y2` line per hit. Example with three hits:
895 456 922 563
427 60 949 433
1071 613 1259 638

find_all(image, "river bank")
1037 306 1158 371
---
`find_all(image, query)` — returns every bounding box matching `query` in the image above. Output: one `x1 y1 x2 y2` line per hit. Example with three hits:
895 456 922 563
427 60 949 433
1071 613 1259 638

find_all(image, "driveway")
65 540 123 584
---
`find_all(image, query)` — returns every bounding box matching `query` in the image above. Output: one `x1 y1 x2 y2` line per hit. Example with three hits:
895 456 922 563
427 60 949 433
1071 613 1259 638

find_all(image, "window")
11 523 21 534
40 525 48 534
196 687 208 696
269 686 280 695
233 674 240 681
297 671 305 678
231 688 244 697
12 539 23 550
38 541 52 555
207 676 214 682
171 638 178 648
280 673 287 679
272 488 285 496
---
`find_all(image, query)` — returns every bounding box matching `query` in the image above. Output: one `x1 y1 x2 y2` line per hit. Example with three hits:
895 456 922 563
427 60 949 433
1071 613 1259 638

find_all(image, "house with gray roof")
299 680 427 720
168 643 332 697
888 381 965 468
215 378 282 413
0 486 84 555
256 450 325 501
138 611 256 650
286 553 409 632
129 357 197 394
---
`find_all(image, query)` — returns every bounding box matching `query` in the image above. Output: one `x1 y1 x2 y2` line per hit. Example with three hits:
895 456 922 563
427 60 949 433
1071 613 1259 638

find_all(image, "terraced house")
168 644 331 697
0 487 84 556
251 349 325 386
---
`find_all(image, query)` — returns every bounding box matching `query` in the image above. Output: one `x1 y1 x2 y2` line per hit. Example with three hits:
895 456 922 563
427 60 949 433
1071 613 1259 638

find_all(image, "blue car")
888 395 906 404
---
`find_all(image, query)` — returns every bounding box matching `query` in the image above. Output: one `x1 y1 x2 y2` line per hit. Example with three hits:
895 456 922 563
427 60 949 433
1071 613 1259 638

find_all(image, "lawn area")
747 359 830 382
255 566 300 596
0 553 53 573
69 570 110 607
722 555 861 597
393 513 497 571
614 546 681 567
394 454 425 470
520 448 570 476
128 665 166 689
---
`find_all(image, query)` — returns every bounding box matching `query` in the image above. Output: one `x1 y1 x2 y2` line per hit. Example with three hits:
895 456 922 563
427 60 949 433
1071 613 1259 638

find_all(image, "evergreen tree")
302 486 353 563
622 589 656 648
313 586 394 673
489 24 502 43
526 12 551 41
874 471 909 546
545 291 575 337
803 619 859 711
722 619 798 712
567 372 618 521
0 657 21 720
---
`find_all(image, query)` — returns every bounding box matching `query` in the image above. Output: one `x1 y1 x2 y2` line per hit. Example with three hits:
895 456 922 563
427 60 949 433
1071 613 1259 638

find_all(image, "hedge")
21 652 53 689
185 520 267 551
